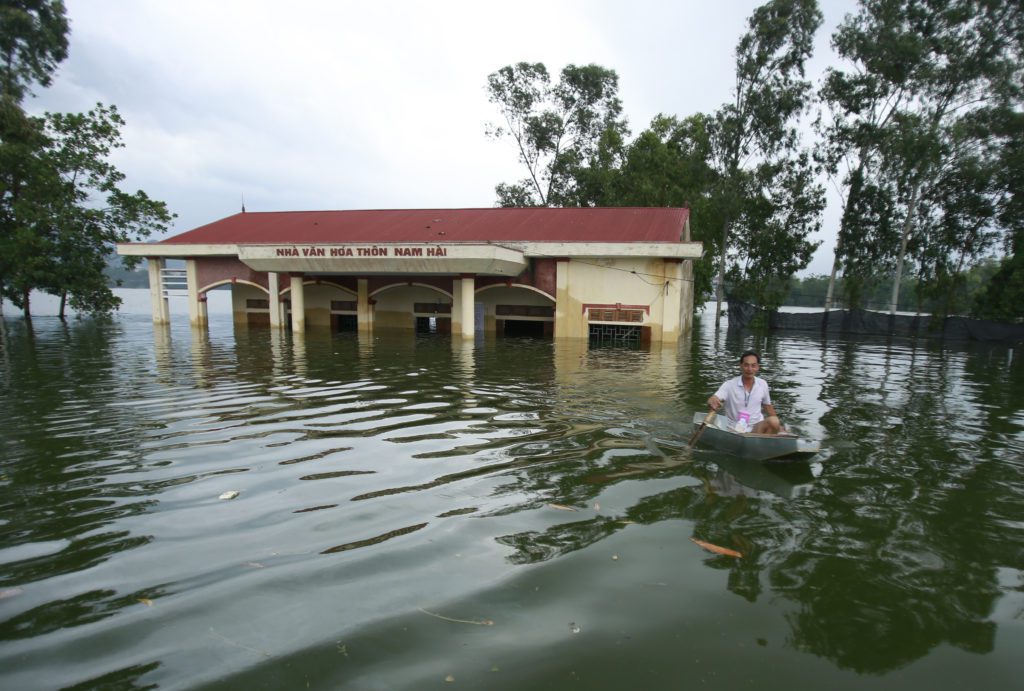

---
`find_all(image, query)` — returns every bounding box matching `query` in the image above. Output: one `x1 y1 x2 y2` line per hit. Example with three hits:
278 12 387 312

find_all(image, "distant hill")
107 264 149 288
105 256 185 289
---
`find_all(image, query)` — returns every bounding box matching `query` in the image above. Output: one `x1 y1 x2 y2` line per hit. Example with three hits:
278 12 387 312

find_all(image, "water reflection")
0 314 1021 689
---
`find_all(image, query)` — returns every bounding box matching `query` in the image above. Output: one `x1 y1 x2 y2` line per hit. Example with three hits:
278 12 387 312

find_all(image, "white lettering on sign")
274 246 448 258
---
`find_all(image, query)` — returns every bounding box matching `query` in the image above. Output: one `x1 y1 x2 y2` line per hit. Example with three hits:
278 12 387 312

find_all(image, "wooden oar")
688 409 717 448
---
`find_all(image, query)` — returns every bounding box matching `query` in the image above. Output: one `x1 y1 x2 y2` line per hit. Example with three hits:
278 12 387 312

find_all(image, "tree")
486 62 628 207
2 105 172 317
0 0 173 318
820 0 1024 316
709 0 825 318
0 0 68 101
969 105 1024 321
612 114 722 301
728 152 825 309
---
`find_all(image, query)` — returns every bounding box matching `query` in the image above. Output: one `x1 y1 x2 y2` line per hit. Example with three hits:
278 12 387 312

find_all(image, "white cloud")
31 0 857 274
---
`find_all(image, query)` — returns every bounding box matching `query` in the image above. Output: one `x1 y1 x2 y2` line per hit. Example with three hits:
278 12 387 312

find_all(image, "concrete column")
198 293 209 326
147 258 170 324
660 259 683 342
554 258 571 339
450 279 462 335
185 259 205 329
357 279 373 333
680 260 695 334
268 272 283 330
290 274 305 334
459 274 475 339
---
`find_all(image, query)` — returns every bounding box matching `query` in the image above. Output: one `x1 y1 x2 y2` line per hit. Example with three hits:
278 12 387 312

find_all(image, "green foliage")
1 104 173 316
786 261 1003 315
0 2 173 318
729 152 825 308
479 0 1022 326
820 0 1024 314
0 0 68 100
486 62 628 207
612 114 722 301
709 0 825 311
971 254 1024 322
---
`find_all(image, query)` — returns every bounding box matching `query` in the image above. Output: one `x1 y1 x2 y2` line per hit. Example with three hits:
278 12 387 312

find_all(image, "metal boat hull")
690 412 821 462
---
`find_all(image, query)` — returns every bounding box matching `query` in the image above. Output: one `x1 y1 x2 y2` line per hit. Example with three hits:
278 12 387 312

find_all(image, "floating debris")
138 598 154 607
569 622 581 634
219 490 240 500
548 503 577 512
445 674 455 682
418 607 494 626
611 554 619 561
690 537 743 559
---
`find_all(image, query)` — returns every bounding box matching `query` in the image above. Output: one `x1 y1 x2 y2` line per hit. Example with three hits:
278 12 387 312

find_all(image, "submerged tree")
0 0 172 318
820 0 1024 316
708 0 825 318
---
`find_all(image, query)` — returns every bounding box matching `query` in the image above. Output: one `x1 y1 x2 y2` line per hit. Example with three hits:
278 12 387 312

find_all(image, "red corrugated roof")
159 207 690 245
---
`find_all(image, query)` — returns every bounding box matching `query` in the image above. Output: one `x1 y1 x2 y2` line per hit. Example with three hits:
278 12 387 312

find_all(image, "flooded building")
117 207 702 343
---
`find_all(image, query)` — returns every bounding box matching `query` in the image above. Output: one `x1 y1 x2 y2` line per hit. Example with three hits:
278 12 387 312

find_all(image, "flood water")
0 301 1022 690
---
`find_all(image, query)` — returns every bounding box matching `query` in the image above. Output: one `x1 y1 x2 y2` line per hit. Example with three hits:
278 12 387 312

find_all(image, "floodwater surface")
0 311 1021 690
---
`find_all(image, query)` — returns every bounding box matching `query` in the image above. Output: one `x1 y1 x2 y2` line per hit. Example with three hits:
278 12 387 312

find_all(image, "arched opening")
372 283 453 334
477 284 555 339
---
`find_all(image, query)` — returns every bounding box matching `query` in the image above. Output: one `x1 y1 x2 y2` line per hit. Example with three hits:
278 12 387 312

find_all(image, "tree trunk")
827 156 866 312
21 287 32 322
59 291 67 321
714 218 731 327
889 181 921 315
824 239 842 312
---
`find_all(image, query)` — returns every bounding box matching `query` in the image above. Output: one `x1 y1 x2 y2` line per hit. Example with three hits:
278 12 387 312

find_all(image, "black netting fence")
726 300 1024 343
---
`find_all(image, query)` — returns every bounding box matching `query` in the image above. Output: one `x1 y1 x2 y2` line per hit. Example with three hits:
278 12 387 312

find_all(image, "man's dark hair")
739 349 761 363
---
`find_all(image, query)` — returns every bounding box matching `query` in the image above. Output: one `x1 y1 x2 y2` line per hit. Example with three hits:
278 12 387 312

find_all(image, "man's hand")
707 395 722 411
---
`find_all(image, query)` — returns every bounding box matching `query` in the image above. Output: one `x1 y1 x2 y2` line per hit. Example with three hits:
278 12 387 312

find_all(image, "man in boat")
706 350 786 435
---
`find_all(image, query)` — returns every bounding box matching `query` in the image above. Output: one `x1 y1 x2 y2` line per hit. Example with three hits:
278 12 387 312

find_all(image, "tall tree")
486 62 628 207
821 0 1024 315
709 0 825 319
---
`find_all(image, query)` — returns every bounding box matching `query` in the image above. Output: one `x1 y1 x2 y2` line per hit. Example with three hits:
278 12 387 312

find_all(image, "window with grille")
331 300 358 311
589 324 642 346
246 299 269 309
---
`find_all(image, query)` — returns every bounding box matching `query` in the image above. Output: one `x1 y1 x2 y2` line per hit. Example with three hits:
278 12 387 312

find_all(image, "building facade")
117 207 702 343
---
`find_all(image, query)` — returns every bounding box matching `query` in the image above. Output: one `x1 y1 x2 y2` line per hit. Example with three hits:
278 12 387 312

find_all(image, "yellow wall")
373 284 451 331
557 258 673 340
299 283 354 328
230 283 268 326
476 285 554 334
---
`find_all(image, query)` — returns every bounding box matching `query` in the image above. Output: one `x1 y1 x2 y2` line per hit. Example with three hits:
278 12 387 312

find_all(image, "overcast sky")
30 0 859 275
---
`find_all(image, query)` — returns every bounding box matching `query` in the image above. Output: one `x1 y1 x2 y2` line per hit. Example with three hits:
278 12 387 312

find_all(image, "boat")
690 412 821 462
